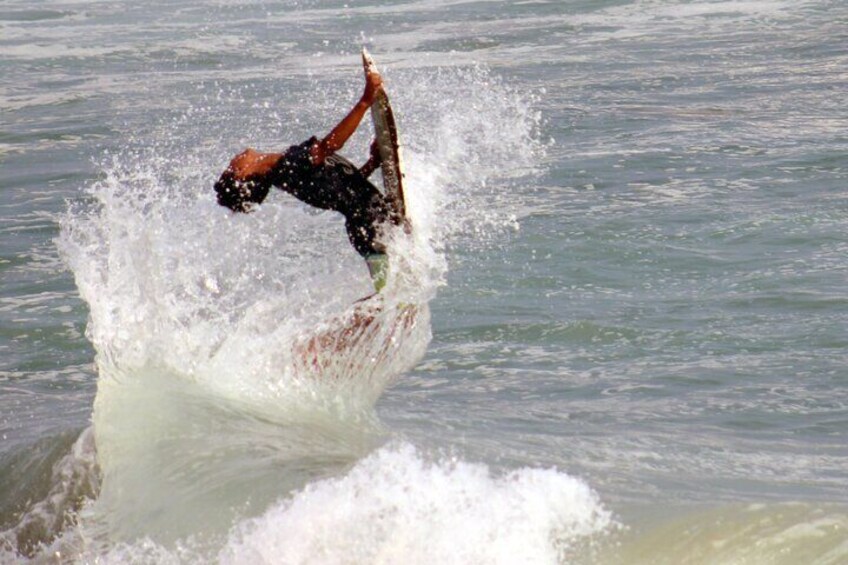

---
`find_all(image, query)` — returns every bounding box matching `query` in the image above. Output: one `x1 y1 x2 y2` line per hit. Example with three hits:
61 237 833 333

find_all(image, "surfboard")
361 48 407 222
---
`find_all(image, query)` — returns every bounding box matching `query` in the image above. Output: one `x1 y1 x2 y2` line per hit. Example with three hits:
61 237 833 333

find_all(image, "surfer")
213 67 401 291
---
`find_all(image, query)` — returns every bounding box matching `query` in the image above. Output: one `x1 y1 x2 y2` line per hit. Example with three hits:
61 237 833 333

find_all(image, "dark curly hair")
214 171 272 213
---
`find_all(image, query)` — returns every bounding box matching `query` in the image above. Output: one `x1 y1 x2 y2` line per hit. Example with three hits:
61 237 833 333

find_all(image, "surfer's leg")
365 253 389 293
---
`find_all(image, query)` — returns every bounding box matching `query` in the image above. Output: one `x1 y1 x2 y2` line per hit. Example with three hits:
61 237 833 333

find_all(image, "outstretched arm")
310 69 382 166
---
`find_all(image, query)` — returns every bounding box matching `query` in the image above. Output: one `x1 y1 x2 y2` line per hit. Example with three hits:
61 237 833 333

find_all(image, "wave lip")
221 442 612 565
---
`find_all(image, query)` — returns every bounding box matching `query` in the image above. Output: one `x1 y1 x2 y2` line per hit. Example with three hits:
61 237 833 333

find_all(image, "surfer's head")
214 170 271 213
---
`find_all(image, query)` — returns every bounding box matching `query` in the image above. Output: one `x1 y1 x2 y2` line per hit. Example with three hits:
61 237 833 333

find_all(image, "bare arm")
310 69 383 166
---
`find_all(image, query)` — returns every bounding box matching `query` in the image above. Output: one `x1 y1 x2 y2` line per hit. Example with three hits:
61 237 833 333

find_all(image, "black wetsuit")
272 137 392 257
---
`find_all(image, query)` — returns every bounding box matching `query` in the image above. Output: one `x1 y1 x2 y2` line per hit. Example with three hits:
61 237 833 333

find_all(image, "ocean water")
2 0 847 562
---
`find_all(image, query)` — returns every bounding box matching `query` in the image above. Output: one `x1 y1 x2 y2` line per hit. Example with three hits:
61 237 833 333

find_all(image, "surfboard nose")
362 47 378 74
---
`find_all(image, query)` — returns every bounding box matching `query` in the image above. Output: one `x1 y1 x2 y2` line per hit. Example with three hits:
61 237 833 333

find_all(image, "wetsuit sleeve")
273 136 318 190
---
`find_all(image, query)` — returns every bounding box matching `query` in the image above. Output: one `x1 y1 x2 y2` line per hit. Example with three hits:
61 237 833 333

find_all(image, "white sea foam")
75 443 611 564
220 443 612 565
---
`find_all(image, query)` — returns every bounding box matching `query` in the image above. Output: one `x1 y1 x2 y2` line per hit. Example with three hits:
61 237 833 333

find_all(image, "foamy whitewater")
3 0 847 563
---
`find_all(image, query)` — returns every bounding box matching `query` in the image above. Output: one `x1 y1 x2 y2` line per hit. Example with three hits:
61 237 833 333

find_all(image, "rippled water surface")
2 0 847 562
